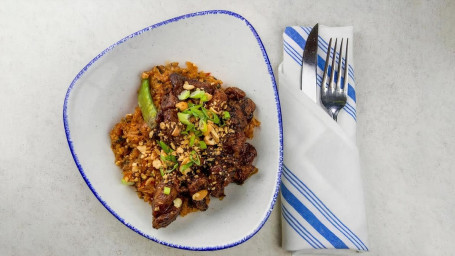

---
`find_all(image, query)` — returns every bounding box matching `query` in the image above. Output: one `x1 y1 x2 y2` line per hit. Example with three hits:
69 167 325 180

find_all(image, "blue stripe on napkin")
282 165 368 250
281 183 349 249
284 41 303 66
285 27 306 49
282 205 326 249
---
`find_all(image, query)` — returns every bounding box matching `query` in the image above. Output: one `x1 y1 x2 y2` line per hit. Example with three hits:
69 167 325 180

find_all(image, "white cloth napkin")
278 25 369 253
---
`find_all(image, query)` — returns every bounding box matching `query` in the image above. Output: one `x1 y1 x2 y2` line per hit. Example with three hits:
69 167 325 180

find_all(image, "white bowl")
63 10 282 251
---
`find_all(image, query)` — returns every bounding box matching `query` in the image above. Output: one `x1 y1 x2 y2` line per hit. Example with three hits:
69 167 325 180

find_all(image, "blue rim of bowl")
63 10 283 251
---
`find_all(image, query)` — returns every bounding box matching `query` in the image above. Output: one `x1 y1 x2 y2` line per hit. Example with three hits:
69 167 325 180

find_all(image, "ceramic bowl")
63 10 282 250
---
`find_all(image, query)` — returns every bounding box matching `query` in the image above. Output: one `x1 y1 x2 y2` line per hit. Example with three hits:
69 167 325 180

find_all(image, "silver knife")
301 24 318 102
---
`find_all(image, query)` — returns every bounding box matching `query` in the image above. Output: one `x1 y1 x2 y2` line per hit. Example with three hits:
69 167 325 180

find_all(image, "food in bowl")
109 62 260 229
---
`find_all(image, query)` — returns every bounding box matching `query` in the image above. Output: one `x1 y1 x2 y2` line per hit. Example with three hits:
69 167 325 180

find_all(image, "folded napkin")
278 25 369 253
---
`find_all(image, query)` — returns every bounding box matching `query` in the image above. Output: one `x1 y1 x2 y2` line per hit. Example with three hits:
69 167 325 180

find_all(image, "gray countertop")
1 0 454 255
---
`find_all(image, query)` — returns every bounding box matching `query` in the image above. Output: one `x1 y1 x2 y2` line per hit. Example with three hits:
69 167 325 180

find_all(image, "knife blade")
301 23 319 102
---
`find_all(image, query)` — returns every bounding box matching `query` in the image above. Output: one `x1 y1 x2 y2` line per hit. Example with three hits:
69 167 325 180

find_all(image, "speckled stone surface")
1 1 454 255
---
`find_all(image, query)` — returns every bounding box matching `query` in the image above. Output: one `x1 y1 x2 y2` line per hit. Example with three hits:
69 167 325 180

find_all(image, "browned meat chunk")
152 180 178 217
223 132 246 154
169 73 216 95
233 165 258 185
190 80 216 95
162 109 178 123
228 104 247 130
241 143 257 165
170 73 185 96
188 176 209 195
208 165 230 198
192 198 209 211
152 178 182 229
240 98 256 121
207 89 227 113
152 206 181 229
225 87 246 100
160 93 178 111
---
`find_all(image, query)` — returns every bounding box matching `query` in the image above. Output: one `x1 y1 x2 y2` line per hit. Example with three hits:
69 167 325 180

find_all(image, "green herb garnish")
180 162 193 173
178 90 190 100
177 112 192 126
189 134 196 147
223 111 231 119
158 140 173 154
189 89 205 99
190 150 201 165
199 141 207 149
199 119 208 133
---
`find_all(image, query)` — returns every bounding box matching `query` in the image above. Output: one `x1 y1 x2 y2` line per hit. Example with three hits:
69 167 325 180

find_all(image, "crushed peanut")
183 81 195 90
192 190 208 201
175 101 188 111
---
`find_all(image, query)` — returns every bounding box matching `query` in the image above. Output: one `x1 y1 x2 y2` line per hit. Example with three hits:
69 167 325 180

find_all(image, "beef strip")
152 177 181 229
233 165 258 185
240 98 256 121
224 87 245 100
169 73 216 95
160 93 178 111
188 176 209 195
223 132 246 155
190 80 216 95
228 103 248 131
208 165 231 198
152 206 181 229
207 89 227 113
169 73 185 96
240 143 257 166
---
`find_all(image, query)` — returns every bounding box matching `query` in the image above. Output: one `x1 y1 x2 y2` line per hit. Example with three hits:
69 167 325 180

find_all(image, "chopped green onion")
190 89 205 99
199 119 208 133
200 93 209 103
190 108 205 120
210 112 220 124
199 141 207 149
181 124 194 135
121 178 134 186
163 186 171 195
180 162 193 173
158 140 172 154
177 112 192 126
160 168 165 176
201 107 210 119
166 163 178 173
223 111 230 119
168 155 177 163
178 90 190 100
161 154 177 164
194 130 203 137
190 150 201 165
189 134 196 147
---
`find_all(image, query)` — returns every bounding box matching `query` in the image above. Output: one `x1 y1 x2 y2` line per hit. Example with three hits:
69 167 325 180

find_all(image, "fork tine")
336 38 344 91
328 38 338 92
321 38 332 92
343 38 349 95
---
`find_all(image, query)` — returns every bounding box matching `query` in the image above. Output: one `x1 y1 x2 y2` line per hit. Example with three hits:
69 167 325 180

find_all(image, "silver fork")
321 38 349 121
